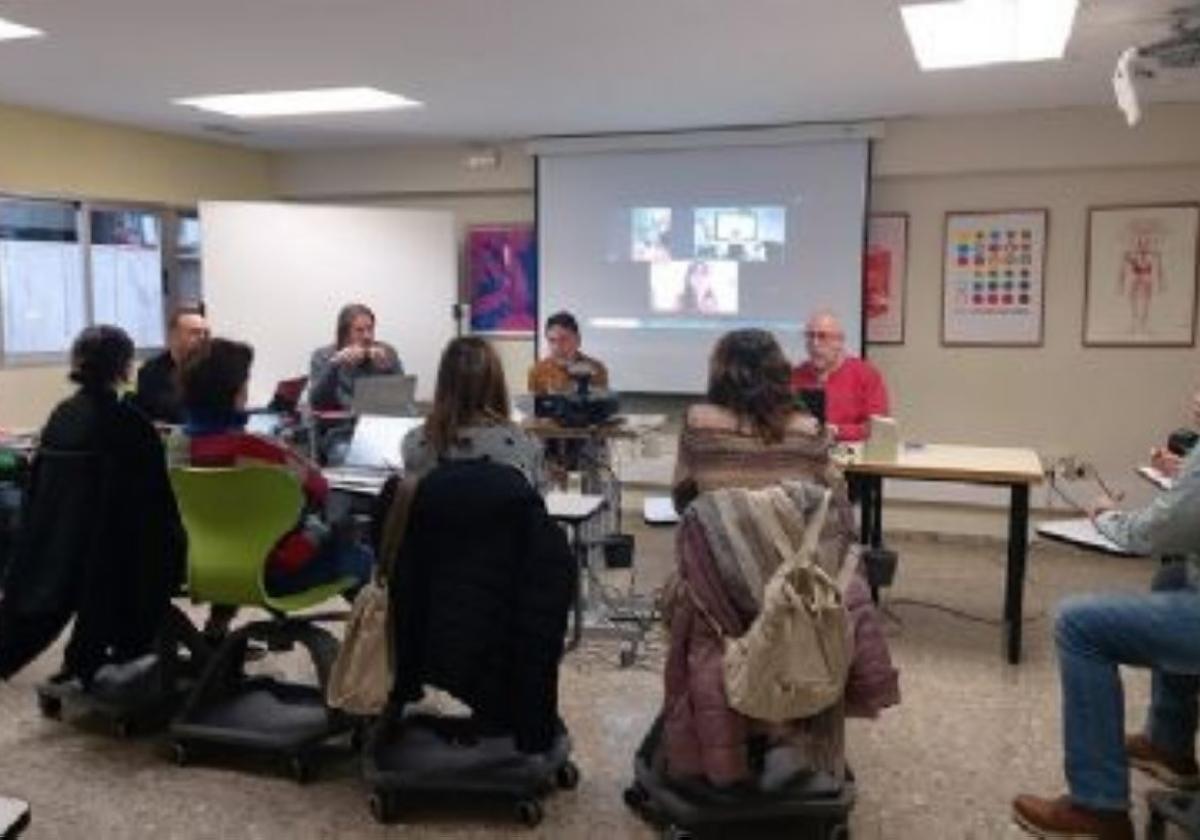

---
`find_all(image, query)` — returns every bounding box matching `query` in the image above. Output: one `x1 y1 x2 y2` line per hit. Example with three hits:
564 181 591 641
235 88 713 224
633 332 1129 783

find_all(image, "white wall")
273 106 1200 535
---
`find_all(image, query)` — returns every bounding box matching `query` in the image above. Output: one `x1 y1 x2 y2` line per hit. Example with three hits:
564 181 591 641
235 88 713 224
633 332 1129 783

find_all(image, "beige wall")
0 103 273 429
273 106 1200 535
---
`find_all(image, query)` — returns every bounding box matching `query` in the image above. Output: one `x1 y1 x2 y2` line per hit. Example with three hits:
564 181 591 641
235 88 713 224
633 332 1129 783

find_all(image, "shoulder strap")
377 474 419 585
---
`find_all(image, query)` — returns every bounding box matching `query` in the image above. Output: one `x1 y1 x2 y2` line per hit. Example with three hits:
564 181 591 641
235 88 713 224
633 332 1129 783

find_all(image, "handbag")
326 475 418 715
690 486 851 723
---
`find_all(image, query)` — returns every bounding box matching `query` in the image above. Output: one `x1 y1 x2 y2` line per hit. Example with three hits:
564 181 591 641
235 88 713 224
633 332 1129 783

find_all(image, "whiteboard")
91 244 165 348
0 240 86 354
200 202 457 406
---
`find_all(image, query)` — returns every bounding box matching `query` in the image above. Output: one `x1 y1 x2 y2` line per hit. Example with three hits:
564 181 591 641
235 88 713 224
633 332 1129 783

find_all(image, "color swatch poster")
942 210 1046 345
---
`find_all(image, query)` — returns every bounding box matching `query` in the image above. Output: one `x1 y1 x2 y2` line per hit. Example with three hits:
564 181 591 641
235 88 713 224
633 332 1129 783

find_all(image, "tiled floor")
0 526 1183 839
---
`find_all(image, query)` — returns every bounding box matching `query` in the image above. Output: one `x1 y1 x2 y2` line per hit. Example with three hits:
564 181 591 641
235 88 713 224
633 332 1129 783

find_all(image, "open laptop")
351 374 418 417
322 414 425 493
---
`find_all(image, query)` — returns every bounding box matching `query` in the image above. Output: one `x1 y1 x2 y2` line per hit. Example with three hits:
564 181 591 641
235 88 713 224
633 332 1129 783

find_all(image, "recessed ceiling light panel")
175 86 423 118
0 16 44 41
901 0 1079 71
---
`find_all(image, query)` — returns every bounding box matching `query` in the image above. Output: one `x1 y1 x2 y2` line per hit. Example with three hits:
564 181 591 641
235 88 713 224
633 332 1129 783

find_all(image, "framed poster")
1084 203 1200 347
942 209 1047 346
865 213 908 344
466 224 537 336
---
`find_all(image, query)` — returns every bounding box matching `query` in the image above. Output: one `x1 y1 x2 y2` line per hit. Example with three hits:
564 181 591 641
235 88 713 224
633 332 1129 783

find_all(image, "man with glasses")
791 310 889 442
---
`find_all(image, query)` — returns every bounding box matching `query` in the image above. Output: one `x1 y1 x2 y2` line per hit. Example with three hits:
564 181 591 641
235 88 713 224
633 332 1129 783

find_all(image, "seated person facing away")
133 304 210 424
674 327 852 530
403 336 545 492
0 325 185 684
1011 436 1200 840
527 310 608 395
309 303 402 411
790 310 889 443
174 338 372 596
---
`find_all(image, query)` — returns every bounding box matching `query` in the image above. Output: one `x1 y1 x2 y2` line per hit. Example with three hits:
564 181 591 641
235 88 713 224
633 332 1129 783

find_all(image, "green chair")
168 466 356 782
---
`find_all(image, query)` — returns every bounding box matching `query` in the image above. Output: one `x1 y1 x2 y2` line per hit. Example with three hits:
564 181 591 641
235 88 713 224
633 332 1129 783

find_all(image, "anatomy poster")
467 224 537 335
1084 204 1199 347
942 209 1047 346
865 214 907 344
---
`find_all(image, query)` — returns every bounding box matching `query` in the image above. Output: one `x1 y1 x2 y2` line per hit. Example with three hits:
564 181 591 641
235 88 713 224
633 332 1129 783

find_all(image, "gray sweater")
308 342 401 410
402 422 546 493
1095 446 1200 572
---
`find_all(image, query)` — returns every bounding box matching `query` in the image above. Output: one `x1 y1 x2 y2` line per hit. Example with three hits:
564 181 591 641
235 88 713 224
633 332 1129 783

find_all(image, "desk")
841 442 1044 664
545 492 606 651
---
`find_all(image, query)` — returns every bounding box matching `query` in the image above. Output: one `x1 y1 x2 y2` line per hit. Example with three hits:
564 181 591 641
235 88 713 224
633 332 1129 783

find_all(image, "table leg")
870 476 884 549
565 522 584 652
1004 483 1030 664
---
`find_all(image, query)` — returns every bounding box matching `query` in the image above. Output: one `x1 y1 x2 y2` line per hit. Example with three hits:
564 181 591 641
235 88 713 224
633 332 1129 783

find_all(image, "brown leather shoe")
1126 733 1200 789
1012 794 1133 840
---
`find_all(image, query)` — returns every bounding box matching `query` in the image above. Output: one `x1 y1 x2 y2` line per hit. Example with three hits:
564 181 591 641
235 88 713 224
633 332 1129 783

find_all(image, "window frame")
0 190 200 368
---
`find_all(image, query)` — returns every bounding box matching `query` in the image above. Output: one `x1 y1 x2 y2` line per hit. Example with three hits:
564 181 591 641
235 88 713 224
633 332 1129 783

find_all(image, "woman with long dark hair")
403 336 544 490
672 328 844 512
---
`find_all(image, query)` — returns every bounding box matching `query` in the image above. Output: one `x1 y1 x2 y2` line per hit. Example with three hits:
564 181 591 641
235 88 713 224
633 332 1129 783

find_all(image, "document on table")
1137 466 1174 491
1036 517 1144 557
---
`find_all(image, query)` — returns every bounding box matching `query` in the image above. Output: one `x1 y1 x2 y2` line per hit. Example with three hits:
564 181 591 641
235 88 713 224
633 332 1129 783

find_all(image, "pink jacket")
662 517 751 786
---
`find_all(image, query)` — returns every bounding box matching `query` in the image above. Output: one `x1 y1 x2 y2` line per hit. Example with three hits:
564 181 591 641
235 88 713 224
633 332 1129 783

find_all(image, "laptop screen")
342 415 425 470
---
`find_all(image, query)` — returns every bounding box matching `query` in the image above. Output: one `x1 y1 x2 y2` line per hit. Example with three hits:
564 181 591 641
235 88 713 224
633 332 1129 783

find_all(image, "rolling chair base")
363 713 578 828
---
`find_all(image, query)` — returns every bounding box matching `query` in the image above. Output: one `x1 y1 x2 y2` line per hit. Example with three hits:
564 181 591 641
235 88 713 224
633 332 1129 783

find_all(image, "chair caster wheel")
623 783 648 811
556 760 581 790
368 790 396 824
515 798 544 827
288 754 313 784
170 741 190 767
37 694 62 720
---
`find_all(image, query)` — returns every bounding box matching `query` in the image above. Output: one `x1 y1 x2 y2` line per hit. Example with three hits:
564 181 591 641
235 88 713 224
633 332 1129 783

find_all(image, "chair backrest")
169 466 303 609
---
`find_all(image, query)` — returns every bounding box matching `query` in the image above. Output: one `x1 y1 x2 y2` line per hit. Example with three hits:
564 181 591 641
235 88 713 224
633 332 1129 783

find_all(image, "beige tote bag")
326 476 417 715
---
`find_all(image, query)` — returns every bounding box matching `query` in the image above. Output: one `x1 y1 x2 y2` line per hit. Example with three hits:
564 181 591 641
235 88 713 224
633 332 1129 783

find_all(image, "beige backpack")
693 487 851 723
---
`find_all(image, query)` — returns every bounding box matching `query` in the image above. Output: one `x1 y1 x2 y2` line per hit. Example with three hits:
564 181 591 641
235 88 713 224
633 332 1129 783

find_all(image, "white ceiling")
0 0 1195 150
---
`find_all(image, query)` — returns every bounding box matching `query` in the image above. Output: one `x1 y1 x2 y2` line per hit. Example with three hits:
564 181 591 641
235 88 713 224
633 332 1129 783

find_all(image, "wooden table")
840 442 1044 664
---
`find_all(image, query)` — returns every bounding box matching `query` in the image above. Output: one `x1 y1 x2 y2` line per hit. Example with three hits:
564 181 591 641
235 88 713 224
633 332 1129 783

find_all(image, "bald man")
791 311 889 442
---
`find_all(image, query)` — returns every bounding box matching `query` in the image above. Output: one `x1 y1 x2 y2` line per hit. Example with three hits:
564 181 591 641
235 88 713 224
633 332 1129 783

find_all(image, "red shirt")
184 431 329 575
791 357 889 442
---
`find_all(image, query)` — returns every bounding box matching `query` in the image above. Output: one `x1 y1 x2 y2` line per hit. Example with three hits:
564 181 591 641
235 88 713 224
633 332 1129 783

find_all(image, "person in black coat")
384 459 576 754
0 325 186 684
133 304 209 424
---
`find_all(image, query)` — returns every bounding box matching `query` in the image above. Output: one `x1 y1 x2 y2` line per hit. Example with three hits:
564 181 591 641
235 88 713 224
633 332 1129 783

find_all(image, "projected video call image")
650 260 739 316
694 206 786 262
631 207 672 262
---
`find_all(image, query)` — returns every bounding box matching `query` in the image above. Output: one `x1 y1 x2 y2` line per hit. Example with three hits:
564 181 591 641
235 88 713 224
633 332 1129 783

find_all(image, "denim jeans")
1056 562 1200 810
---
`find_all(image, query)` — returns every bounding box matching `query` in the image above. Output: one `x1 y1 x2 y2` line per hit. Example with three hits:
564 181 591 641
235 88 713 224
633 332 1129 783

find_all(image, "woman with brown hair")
402 337 544 490
672 328 846 514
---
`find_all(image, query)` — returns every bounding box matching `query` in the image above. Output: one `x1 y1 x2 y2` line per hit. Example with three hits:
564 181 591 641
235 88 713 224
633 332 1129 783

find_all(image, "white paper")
1137 466 1174 492
643 495 680 524
1036 517 1144 557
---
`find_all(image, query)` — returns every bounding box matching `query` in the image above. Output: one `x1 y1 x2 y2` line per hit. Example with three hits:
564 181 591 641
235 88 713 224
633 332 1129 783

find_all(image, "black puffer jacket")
0 388 185 682
385 460 575 753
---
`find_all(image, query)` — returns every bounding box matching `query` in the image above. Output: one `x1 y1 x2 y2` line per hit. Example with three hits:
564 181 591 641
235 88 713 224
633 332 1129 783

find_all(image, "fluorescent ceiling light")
0 16 43 41
901 0 1078 71
174 86 422 118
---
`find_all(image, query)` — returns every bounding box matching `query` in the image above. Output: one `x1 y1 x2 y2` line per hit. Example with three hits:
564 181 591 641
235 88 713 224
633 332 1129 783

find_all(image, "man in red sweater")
790 311 889 442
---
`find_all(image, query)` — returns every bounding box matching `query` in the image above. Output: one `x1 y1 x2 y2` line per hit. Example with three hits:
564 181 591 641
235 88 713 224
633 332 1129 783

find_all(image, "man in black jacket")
133 304 209 424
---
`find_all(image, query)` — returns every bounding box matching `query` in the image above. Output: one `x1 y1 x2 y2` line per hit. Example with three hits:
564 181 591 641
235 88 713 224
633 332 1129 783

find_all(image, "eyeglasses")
804 330 843 341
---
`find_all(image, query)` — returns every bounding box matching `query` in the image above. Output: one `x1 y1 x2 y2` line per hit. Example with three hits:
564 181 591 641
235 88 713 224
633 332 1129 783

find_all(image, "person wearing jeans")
1013 444 1200 840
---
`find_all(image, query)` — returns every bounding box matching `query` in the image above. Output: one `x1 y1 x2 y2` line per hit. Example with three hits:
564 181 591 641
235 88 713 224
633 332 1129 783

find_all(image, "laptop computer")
322 414 425 493
351 374 418 417
268 376 308 413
